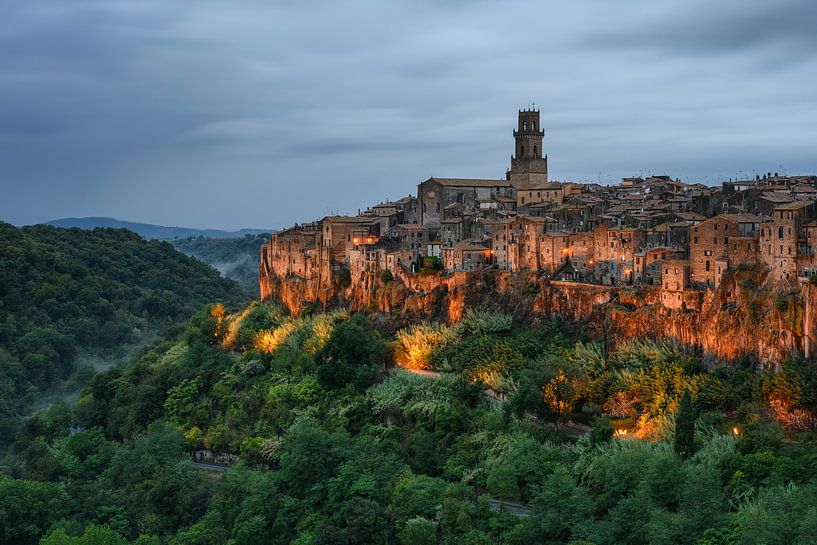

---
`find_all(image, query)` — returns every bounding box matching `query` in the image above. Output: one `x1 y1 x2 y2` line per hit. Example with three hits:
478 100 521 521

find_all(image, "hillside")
45 217 274 240
4 302 817 544
172 234 271 295
0 222 247 444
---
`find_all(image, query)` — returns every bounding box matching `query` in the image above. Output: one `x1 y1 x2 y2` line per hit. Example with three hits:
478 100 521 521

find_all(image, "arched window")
533 145 537 157
532 122 536 131
523 121 527 130
520 145 525 157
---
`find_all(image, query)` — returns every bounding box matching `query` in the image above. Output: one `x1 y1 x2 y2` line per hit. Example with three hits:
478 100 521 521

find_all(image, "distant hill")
45 217 274 240
0 222 247 443
172 234 270 295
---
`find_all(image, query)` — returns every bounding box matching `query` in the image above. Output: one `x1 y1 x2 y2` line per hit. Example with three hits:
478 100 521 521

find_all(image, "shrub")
420 256 443 273
380 270 394 283
395 324 448 369
316 316 386 391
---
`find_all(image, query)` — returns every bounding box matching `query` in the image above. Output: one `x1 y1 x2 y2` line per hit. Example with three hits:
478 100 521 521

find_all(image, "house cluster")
260 109 817 308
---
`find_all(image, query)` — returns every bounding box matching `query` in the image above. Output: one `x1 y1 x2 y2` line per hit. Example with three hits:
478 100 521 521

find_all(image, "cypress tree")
674 388 696 459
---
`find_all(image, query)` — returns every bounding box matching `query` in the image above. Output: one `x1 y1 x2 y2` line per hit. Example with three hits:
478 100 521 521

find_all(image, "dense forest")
3 290 817 544
0 222 247 445
172 235 271 295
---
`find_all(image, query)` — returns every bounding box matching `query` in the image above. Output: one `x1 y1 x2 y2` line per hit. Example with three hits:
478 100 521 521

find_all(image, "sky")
2 0 817 230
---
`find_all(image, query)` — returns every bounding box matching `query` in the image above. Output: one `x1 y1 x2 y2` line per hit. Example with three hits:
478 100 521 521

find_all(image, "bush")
395 325 448 370
316 316 386 391
398 517 437 545
420 256 443 273
380 270 394 283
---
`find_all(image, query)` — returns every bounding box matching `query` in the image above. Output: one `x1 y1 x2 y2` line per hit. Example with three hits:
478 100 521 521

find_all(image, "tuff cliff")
260 262 817 365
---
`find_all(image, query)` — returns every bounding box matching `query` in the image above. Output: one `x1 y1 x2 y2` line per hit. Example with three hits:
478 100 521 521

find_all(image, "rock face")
260 263 817 365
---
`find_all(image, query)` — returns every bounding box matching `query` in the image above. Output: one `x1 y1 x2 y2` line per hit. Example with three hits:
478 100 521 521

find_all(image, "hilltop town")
261 109 817 318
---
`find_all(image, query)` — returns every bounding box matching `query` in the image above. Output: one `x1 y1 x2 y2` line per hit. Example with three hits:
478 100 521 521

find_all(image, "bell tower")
507 107 548 190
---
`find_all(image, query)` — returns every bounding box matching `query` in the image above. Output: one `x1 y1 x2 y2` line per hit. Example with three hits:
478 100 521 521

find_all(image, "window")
778 227 784 239
706 260 710 271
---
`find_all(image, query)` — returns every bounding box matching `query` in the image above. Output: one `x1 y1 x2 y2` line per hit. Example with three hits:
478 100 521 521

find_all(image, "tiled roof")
424 177 511 188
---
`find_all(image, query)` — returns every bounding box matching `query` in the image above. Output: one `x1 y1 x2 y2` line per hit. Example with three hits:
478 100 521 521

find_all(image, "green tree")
589 416 613 447
316 316 385 392
40 525 129 545
674 388 695 459
0 477 68 545
398 517 437 545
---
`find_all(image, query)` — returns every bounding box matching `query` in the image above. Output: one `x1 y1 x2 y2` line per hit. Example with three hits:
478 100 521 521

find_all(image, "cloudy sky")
2 0 816 230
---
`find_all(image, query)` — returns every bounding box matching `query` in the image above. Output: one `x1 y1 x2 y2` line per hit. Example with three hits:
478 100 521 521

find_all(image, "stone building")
418 178 513 228
507 215 550 271
759 202 809 284
634 246 685 285
318 216 381 279
661 260 690 310
592 224 645 285
689 214 761 288
261 223 319 279
441 242 492 272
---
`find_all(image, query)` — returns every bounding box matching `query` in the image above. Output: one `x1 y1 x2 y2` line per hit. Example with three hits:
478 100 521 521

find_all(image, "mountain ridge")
44 216 275 240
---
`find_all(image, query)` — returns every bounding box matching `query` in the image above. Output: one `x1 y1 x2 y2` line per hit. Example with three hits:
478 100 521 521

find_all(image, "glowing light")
614 429 629 437
732 427 741 437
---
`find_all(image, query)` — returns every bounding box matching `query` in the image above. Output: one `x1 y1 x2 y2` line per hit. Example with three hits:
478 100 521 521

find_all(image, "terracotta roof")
395 223 430 231
761 192 795 203
324 216 379 224
721 213 765 223
424 177 511 188
773 201 810 210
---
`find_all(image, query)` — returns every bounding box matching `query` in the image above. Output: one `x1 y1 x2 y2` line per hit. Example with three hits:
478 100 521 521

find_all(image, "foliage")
394 324 448 370
172 234 271 294
0 222 245 445
674 389 696 459
315 316 386 391
4 299 817 545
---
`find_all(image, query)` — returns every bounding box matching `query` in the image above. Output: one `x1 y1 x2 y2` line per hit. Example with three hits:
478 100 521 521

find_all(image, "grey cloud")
1 0 816 230
581 0 817 61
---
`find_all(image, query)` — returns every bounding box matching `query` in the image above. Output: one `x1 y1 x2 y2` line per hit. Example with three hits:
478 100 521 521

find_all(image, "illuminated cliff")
260 257 817 365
